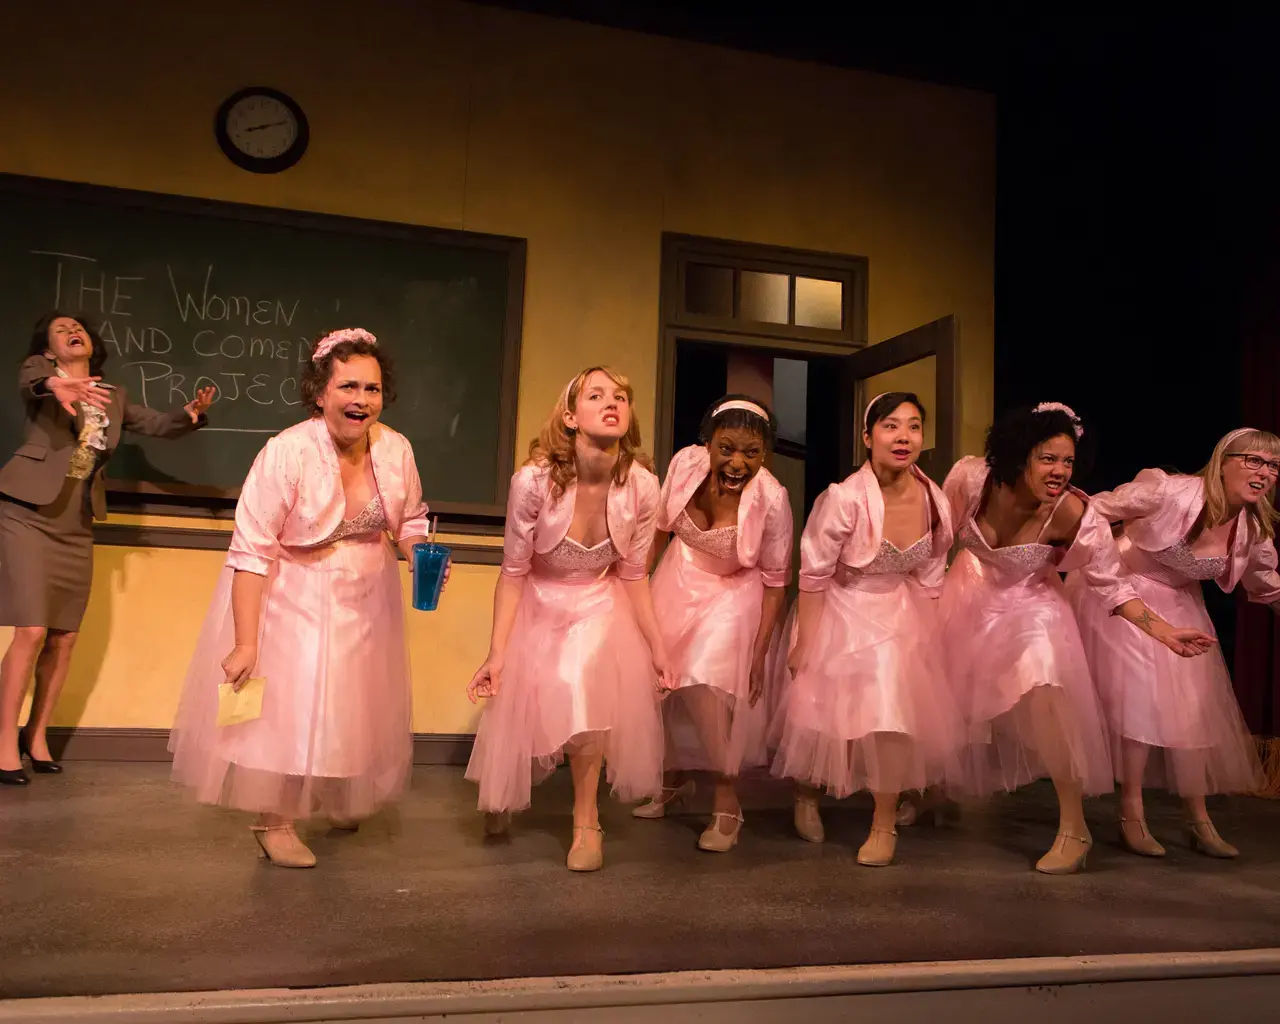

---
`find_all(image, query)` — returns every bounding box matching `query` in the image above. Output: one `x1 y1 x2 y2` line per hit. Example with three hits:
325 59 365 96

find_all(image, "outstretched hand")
185 386 217 423
47 375 111 417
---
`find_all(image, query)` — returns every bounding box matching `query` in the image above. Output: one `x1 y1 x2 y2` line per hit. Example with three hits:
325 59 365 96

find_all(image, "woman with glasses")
1066 429 1280 860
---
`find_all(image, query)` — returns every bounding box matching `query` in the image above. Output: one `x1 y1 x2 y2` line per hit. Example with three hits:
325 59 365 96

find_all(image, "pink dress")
1065 469 1274 795
464 462 664 813
169 417 427 820
650 446 793 776
940 457 1133 796
769 462 965 797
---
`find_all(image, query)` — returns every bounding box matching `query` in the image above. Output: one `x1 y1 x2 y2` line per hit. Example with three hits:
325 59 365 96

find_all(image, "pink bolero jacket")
801 461 952 596
227 416 429 575
500 460 661 582
1091 468 1280 604
658 445 793 588
943 456 1138 610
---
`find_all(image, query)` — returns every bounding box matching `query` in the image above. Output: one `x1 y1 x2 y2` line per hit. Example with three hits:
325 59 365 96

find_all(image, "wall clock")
215 87 309 174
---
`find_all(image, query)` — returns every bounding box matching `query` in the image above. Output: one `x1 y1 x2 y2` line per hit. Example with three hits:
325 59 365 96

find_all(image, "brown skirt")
0 477 94 631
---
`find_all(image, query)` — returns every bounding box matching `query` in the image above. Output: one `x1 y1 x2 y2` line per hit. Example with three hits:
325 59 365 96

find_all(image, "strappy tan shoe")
632 780 696 819
1119 817 1165 857
250 823 317 868
567 825 604 871
1188 819 1239 859
697 811 744 852
1035 831 1092 875
857 826 898 866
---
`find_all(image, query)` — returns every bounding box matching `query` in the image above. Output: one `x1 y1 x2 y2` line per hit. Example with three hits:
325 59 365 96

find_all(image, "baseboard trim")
45 727 475 766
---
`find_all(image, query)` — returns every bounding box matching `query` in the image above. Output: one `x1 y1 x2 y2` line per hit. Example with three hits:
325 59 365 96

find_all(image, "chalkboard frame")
0 172 525 528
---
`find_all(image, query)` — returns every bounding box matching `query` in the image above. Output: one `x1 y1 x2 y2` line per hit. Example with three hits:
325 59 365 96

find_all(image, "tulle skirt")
464 571 663 813
1066 569 1262 795
651 538 770 776
768 573 966 797
169 533 413 820
939 550 1114 796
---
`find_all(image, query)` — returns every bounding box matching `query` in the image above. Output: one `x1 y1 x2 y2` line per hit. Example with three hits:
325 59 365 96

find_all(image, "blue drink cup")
412 542 451 611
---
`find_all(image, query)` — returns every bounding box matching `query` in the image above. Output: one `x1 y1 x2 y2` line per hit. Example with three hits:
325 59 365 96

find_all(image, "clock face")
215 87 309 173
226 95 297 159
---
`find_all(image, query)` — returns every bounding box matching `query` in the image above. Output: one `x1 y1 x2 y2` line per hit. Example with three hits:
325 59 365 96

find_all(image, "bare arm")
222 570 267 690
789 589 825 675
620 576 672 689
466 572 526 702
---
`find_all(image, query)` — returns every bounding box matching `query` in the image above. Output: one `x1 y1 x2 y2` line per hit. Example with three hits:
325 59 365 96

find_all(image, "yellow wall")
0 0 994 733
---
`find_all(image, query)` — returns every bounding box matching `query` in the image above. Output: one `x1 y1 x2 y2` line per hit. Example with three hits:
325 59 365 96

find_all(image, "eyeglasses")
1228 453 1280 475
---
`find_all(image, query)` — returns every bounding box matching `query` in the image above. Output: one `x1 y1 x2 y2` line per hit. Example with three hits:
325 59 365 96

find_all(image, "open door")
844 315 958 485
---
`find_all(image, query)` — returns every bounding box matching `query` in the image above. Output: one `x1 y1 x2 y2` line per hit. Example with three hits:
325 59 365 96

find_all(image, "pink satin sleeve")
759 490 794 588
226 438 299 576
1241 538 1280 606
942 456 985 527
618 471 661 581
1062 501 1140 611
499 466 545 578
396 444 430 542
1091 468 1167 523
798 486 854 593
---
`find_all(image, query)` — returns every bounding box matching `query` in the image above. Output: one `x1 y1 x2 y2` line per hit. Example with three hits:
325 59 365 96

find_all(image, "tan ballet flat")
793 795 825 844
483 811 511 837
1035 831 1092 875
697 811 743 852
632 780 695 820
567 825 604 871
857 826 898 866
1188 820 1239 859
250 823 317 868
1119 817 1165 857
895 800 919 827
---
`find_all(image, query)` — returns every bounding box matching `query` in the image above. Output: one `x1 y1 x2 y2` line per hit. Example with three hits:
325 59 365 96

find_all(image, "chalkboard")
0 174 524 516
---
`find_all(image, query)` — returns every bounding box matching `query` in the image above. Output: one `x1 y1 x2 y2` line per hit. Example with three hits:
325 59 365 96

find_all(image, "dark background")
481 5 1280 683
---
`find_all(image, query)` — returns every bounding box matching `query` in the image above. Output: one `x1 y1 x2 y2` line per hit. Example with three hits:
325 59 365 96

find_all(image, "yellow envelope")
217 677 265 727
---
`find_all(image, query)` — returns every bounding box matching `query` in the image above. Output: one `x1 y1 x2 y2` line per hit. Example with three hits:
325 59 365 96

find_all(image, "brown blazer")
0 355 204 521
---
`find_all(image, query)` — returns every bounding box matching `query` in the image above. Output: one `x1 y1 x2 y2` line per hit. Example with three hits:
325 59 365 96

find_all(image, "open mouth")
602 413 619 427
1044 480 1064 496
67 337 85 348
344 410 369 424
719 470 748 492
891 447 912 460
1248 480 1266 493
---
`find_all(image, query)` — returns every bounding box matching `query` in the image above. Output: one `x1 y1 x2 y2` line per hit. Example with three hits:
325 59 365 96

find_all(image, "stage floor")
2 763 1280 999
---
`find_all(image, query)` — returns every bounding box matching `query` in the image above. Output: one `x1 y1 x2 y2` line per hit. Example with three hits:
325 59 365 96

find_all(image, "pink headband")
313 328 377 362
713 399 769 421
1033 401 1084 439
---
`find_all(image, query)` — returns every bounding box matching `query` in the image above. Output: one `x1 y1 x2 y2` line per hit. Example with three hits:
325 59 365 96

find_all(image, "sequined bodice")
674 509 739 564
536 536 619 582
958 519 1059 578
325 496 388 543
1149 539 1227 582
861 534 932 576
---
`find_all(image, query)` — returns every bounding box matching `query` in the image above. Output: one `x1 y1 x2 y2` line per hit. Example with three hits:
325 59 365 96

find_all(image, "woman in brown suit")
0 313 213 785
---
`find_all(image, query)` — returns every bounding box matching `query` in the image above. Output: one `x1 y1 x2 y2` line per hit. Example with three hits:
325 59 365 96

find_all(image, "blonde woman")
1067 428 1280 859
465 367 670 872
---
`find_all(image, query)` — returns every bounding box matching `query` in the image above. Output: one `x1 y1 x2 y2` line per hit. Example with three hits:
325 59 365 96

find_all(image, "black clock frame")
214 86 309 174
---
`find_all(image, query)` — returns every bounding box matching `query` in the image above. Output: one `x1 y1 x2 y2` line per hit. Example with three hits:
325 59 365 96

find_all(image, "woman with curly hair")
465 367 670 872
1067 428 1280 859
170 328 438 868
940 403 1213 874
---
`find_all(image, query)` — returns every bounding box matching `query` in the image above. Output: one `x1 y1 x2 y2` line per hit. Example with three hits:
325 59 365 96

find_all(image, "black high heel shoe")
0 765 29 786
18 732 62 774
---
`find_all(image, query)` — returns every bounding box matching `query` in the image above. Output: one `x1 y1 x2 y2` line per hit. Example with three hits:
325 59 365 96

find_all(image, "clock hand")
244 121 289 132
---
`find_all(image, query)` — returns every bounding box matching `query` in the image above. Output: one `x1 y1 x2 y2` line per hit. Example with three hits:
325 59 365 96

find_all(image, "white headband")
712 399 769 421
1222 427 1263 451
1032 401 1084 439
863 392 889 432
